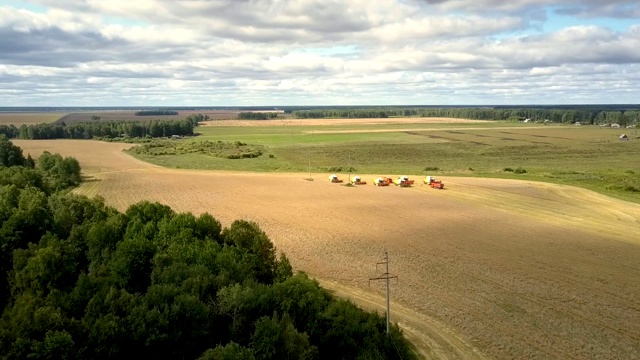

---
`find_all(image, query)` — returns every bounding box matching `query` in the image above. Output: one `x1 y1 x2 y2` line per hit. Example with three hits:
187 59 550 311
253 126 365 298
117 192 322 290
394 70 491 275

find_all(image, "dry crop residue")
15 140 640 360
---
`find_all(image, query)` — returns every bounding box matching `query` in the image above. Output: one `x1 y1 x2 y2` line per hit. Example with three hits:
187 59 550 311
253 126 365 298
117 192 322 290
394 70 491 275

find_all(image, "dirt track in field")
14 140 640 360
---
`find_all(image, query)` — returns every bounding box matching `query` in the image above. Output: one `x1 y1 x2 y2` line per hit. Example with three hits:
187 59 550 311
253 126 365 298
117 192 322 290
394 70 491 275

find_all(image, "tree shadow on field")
81 175 101 183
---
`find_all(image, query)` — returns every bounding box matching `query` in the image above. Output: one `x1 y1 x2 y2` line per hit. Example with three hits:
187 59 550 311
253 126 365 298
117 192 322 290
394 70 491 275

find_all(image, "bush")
514 167 527 174
268 154 275 158
503 167 514 172
327 166 356 172
606 184 640 192
130 140 264 160
625 170 635 175
424 166 440 171
468 167 474 171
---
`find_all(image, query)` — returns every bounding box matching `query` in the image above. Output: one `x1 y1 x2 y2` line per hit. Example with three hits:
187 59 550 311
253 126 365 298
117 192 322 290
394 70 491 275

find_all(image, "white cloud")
0 0 639 105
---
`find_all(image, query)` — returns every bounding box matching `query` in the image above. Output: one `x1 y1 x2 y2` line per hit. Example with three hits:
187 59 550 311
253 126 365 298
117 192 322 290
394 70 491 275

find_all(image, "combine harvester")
329 174 344 183
395 176 414 187
351 176 367 185
424 176 444 189
373 177 393 186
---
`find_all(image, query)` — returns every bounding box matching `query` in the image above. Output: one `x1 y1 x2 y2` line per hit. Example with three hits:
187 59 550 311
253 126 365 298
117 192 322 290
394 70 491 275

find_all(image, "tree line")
0 135 81 192
238 112 280 120
0 118 198 140
292 108 640 126
135 110 179 116
0 139 416 359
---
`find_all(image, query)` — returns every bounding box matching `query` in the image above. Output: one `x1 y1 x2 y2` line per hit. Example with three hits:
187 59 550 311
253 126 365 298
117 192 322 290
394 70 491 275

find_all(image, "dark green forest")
292 107 640 126
238 112 280 120
0 138 416 359
134 110 179 116
0 117 200 140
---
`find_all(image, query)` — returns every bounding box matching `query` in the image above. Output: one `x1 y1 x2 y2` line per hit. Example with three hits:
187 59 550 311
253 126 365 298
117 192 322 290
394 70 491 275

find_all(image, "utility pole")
348 151 352 183
369 251 398 334
308 130 313 180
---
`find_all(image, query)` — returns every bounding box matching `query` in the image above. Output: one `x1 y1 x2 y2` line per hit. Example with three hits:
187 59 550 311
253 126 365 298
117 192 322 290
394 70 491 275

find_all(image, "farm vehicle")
329 174 344 183
373 177 394 186
351 176 367 185
395 176 414 187
424 176 444 189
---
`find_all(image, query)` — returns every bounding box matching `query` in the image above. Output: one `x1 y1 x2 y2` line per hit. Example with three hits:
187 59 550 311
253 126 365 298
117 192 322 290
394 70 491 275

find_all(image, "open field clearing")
130 122 640 203
0 112 65 126
201 117 491 127
14 139 640 359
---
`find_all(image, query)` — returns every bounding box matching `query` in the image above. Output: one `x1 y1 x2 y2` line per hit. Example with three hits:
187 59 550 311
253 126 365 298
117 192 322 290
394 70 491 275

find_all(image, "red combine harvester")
329 174 343 183
424 176 444 189
395 176 414 187
351 176 367 185
373 177 393 186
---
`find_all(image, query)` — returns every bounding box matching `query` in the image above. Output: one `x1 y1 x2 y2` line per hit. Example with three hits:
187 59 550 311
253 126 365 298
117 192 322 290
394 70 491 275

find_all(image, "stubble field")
13 137 640 360
0 112 65 126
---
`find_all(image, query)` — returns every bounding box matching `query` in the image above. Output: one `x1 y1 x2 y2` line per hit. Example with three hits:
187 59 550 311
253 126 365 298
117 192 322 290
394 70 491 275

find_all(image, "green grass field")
128 122 640 202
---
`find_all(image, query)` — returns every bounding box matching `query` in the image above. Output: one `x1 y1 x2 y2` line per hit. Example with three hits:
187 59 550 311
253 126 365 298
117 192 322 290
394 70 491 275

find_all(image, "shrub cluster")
326 166 356 172
130 140 265 160
503 167 527 174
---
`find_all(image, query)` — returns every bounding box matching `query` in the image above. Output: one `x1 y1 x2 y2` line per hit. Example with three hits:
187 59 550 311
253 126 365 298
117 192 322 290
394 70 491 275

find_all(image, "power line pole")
348 151 352 183
308 130 313 180
369 251 398 334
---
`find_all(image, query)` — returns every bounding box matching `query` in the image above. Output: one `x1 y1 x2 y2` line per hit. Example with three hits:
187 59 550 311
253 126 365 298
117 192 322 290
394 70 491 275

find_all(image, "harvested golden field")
14 139 640 360
0 112 65 126
201 117 491 127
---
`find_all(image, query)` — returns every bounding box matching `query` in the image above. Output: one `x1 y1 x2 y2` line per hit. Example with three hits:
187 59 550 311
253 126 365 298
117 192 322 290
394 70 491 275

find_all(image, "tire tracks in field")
459 266 636 360
318 279 488 360
427 179 640 245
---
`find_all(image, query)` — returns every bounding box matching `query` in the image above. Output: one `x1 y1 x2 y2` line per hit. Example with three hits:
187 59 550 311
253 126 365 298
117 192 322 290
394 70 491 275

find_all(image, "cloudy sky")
1 0 639 106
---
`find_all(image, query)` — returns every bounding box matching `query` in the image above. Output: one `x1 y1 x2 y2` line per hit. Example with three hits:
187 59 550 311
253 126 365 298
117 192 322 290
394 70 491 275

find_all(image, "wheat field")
14 139 640 360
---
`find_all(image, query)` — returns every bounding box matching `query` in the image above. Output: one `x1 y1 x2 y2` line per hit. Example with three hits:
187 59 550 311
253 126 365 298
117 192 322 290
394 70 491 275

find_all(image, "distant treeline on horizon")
2 104 640 113
290 107 640 126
